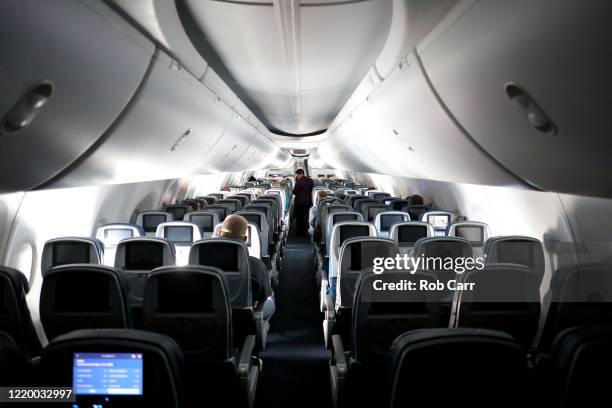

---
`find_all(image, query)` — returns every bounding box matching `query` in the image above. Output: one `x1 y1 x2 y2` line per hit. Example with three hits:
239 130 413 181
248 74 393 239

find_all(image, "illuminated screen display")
73 353 143 396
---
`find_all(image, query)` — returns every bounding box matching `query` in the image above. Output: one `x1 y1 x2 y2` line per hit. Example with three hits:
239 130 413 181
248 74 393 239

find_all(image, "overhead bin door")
0 0 154 192
419 0 612 197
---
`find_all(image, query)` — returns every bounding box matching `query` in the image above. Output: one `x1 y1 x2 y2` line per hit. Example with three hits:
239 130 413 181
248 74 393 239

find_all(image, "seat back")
249 200 278 232
155 222 201 245
320 205 353 246
390 221 435 255
389 328 527 408
403 205 430 222
370 192 390 201
189 239 252 308
183 211 220 238
40 265 130 340
143 266 231 360
552 325 612 408
374 211 410 238
0 267 41 357
181 199 201 211
453 264 541 347
40 329 183 408
136 211 173 236
164 205 190 223
352 270 445 363
484 235 545 287
209 193 226 200
540 263 612 350
337 238 400 308
346 195 366 208
41 237 104 277
362 203 390 222
325 211 364 254
244 204 274 234
354 198 377 214
447 221 490 257
227 195 249 208
235 211 271 259
217 199 242 212
196 196 218 205
204 204 230 222
420 210 455 236
96 224 144 266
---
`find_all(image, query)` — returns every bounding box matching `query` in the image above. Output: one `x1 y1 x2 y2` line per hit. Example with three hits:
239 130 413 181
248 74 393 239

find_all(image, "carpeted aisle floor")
254 229 332 407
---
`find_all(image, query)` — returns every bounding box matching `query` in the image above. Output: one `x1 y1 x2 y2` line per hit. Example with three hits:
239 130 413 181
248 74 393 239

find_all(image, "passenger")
407 194 424 205
334 188 346 201
309 191 328 240
292 169 314 236
218 215 275 320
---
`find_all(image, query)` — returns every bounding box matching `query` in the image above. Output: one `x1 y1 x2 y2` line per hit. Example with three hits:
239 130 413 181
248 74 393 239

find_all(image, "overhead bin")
51 49 290 188
419 0 612 197
0 0 154 193
311 53 522 188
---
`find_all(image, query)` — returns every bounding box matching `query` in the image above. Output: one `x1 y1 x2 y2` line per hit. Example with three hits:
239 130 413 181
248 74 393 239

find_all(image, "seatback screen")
52 243 90 266
158 275 213 313
497 241 534 267
143 215 165 233
164 226 193 244
104 229 133 246
368 207 387 221
398 226 428 243
334 214 358 224
73 353 143 396
207 207 227 221
340 226 369 245
427 214 450 229
199 244 238 271
219 201 237 212
380 215 404 231
242 214 262 228
190 215 214 232
455 226 484 245
125 243 163 270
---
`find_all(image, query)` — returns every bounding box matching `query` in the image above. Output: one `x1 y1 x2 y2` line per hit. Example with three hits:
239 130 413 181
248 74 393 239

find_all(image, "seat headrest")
183 211 220 232
155 222 201 245
330 222 377 258
0 266 29 294
40 265 130 341
412 237 473 262
95 223 145 247
41 328 183 408
143 266 231 359
41 237 103 277
136 211 173 234
115 237 176 270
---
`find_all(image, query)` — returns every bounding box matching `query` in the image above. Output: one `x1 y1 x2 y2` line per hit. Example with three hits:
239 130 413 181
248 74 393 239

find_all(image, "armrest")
238 335 256 378
324 294 336 319
331 335 347 374
262 255 271 269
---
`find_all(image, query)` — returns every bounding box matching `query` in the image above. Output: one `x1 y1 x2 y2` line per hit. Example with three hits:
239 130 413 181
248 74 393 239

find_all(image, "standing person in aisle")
292 168 314 236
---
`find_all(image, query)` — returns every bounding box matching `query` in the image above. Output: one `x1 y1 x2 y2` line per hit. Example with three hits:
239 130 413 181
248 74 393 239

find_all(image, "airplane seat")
155 222 201 266
550 324 612 408
189 239 264 349
370 192 390 201
0 330 27 386
388 328 527 408
0 267 42 357
412 236 473 320
447 221 490 257
345 194 366 208
165 205 192 223
361 203 390 222
136 211 173 237
209 193 226 200
40 265 131 341
329 270 444 407
183 211 221 239
325 238 399 348
539 263 612 352
373 211 410 238
39 328 183 408
323 222 376 312
41 237 104 277
403 205 431 222
228 194 249 208
143 266 259 408
201 204 231 222
484 235 545 287
114 237 176 327
217 198 242 213
319 204 353 249
353 198 377 215
452 263 541 348
324 211 364 258
211 223 264 261
96 224 144 266
250 199 279 234
245 203 277 244
235 211 272 268
197 195 218 205
182 198 201 211
389 221 435 256
385 198 409 211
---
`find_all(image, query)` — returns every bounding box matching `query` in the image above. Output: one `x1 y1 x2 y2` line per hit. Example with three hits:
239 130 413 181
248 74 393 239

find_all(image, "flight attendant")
292 169 314 236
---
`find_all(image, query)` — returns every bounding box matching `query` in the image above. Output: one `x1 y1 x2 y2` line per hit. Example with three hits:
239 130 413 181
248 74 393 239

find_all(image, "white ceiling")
185 0 392 135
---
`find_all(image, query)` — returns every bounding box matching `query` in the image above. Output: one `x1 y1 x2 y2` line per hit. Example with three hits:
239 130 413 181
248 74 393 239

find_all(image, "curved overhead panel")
184 0 392 135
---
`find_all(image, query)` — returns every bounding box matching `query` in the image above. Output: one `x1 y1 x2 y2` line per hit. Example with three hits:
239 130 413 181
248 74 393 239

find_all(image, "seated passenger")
218 215 275 320
407 194 424 205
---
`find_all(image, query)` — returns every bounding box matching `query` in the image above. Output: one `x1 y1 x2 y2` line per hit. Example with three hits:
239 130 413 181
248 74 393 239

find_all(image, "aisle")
254 228 332 407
